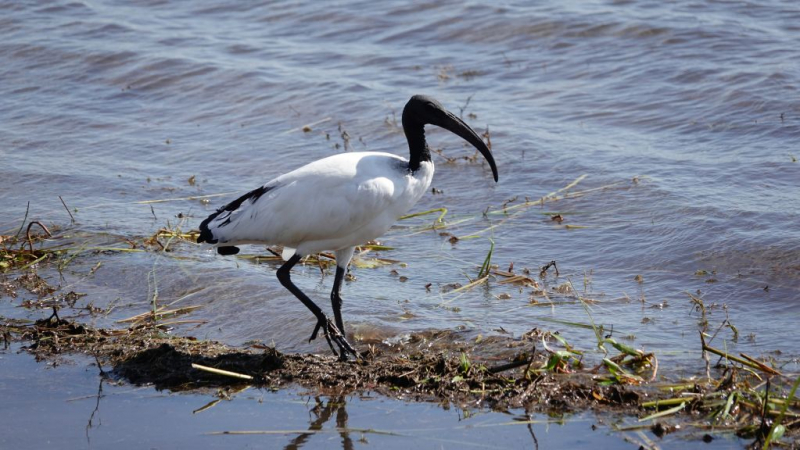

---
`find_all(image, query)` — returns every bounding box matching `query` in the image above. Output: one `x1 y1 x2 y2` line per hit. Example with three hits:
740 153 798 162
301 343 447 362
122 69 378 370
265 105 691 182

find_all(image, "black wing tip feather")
197 184 275 247
197 218 239 255
197 216 217 244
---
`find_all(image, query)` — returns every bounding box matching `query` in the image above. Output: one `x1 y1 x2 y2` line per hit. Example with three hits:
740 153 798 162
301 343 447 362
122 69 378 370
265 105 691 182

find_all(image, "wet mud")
3 314 644 414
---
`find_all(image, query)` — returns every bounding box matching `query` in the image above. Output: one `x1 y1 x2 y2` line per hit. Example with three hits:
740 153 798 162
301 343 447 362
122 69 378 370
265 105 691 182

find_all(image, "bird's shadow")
113 343 282 390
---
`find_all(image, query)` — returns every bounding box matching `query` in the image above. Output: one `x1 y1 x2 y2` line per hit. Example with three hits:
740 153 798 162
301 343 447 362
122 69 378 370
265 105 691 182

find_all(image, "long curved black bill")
440 110 499 182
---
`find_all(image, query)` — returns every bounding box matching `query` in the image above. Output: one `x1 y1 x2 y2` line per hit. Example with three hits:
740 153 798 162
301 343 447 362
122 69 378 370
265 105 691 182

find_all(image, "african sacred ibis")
198 95 499 360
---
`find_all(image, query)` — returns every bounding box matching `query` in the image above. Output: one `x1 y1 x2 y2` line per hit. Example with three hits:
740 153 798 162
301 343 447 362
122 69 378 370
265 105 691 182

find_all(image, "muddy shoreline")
3 310 797 448
4 313 639 410
2 229 799 448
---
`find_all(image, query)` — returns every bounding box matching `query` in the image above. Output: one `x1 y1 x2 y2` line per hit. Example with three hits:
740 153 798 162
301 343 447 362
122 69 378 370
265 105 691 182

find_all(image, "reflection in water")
85 360 110 448
527 414 539 450
286 396 352 450
282 396 541 450
84 379 103 448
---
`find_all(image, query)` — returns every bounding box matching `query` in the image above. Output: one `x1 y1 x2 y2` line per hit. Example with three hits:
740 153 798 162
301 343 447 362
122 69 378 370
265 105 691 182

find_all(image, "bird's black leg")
330 247 357 360
276 254 358 360
331 265 346 336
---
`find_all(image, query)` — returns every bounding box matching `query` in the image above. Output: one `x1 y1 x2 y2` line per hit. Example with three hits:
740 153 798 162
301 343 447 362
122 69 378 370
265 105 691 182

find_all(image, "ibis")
197 95 498 360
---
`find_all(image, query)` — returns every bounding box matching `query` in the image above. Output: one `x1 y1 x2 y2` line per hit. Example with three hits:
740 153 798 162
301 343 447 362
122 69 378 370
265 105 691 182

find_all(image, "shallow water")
0 347 742 449
1 0 799 447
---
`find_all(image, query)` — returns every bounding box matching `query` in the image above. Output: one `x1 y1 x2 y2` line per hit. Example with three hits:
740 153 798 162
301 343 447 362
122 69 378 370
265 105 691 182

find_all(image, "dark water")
2 0 799 447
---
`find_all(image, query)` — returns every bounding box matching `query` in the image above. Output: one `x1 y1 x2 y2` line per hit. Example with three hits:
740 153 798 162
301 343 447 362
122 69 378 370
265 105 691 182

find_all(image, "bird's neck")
405 123 431 173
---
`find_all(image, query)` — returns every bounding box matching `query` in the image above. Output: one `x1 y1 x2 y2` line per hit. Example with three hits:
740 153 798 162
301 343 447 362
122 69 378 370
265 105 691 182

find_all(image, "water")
0 347 739 449
1 0 799 446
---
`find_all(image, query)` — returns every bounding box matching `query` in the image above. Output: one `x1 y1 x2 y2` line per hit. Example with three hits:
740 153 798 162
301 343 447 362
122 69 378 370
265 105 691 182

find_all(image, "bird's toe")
308 317 359 360
308 320 324 342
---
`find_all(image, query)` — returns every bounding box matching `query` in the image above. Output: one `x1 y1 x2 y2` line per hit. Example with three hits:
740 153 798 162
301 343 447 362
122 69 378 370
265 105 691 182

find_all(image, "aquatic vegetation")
2 176 798 448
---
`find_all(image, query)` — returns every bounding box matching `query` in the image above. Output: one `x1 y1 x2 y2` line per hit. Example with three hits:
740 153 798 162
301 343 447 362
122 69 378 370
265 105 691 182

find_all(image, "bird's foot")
309 317 359 361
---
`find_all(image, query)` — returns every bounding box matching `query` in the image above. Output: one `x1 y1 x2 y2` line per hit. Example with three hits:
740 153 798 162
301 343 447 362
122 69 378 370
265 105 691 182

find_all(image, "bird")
197 95 498 360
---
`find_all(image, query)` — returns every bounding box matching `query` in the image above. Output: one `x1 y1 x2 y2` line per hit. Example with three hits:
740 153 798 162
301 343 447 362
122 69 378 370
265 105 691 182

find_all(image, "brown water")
1 0 799 447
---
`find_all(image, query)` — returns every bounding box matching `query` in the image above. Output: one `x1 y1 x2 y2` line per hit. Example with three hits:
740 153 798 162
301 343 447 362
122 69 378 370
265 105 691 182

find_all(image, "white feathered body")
201 152 434 256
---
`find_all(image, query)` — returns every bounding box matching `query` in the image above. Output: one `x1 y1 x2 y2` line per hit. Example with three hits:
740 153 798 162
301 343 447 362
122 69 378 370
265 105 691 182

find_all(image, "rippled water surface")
2 0 799 447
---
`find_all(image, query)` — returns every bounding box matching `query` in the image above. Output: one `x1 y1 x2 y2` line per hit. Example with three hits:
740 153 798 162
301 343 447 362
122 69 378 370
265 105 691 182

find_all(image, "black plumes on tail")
216 246 240 255
197 184 274 255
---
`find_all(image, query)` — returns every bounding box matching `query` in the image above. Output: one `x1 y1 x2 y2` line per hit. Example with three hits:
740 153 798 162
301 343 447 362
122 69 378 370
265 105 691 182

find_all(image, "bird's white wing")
199 152 428 254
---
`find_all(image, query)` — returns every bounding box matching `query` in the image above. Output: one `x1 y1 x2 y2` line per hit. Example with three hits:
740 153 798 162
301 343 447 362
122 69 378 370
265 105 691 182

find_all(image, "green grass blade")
638 402 687 422
477 238 494 278
763 375 800 449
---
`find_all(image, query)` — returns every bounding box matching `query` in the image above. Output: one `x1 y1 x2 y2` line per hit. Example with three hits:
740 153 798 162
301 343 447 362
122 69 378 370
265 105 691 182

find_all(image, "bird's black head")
402 95 498 182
